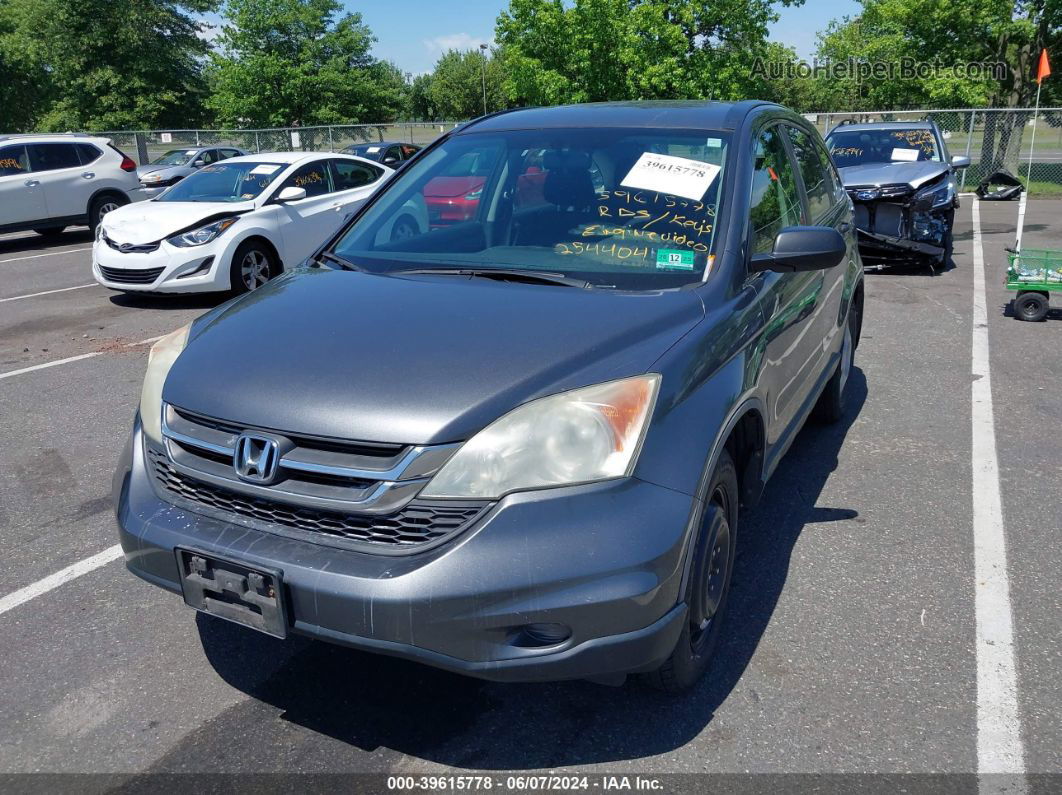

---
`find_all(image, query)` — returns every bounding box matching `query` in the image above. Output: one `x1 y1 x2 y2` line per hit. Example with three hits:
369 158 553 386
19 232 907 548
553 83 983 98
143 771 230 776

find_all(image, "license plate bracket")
176 548 287 638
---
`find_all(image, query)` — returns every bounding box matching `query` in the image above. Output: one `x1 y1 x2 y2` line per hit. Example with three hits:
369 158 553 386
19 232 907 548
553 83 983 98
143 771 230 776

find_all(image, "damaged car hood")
164 268 705 445
838 161 949 190
100 200 254 245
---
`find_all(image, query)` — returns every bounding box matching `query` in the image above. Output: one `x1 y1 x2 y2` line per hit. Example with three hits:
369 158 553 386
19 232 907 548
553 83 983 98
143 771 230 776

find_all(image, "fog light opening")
177 256 214 279
517 622 572 648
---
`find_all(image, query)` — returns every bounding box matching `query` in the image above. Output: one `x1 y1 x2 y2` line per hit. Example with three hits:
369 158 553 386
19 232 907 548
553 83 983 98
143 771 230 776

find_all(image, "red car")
424 156 546 228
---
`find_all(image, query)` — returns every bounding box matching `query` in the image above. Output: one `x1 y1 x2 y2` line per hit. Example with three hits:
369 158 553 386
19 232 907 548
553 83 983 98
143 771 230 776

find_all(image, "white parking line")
971 198 1026 790
0 247 92 264
0 545 123 618
0 283 97 303
0 334 164 381
0 352 101 380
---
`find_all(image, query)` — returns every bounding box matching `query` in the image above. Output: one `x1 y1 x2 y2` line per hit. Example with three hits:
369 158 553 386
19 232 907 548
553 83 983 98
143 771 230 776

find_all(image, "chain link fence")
94 108 1062 194
97 122 462 168
805 108 1062 194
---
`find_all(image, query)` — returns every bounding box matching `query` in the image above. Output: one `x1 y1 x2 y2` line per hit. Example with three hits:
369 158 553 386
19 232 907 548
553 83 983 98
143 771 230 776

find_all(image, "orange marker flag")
1037 49 1051 84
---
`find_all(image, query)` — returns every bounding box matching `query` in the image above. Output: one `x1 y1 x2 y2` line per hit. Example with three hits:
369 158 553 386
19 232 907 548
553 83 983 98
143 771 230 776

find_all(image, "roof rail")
0 132 88 142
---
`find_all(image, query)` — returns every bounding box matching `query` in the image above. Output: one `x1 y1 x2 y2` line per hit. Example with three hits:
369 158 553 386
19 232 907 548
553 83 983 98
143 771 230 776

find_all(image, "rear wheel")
34 226 66 239
1014 291 1049 322
643 449 738 693
229 240 279 294
88 195 124 232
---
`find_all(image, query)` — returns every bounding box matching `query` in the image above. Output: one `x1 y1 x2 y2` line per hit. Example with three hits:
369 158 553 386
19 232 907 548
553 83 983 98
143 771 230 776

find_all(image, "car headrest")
542 150 597 209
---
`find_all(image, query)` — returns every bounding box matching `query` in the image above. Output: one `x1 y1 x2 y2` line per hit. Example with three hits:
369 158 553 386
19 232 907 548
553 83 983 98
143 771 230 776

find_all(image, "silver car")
137 146 249 197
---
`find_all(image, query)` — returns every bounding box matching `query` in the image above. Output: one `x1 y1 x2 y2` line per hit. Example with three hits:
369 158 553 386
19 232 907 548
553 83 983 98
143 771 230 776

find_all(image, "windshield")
330 127 729 289
155 161 286 203
826 128 941 167
151 149 198 166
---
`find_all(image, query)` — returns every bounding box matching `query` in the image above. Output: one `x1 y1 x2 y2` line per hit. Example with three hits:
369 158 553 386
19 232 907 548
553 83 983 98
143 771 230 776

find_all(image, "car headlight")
916 180 954 209
139 323 191 443
167 217 237 248
141 173 163 183
421 374 661 499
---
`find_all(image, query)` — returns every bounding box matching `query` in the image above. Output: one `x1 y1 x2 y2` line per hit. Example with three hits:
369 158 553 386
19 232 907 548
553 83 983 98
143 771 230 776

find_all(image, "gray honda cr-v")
114 101 864 692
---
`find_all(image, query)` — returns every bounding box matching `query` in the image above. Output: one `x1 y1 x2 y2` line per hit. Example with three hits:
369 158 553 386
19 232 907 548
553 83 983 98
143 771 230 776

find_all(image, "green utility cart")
1006 248 1061 322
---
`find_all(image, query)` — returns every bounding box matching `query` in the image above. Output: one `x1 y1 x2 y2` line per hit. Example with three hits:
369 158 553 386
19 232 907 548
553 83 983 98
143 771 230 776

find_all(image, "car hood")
163 268 705 445
100 200 254 245
137 165 191 181
838 161 949 190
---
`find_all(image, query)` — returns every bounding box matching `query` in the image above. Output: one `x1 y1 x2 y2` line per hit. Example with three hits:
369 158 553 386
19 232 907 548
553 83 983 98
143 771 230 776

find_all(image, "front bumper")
92 237 228 293
114 420 693 682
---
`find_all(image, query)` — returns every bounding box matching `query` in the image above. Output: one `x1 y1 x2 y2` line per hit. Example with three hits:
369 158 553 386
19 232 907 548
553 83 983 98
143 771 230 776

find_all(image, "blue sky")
346 0 863 75
202 1 863 75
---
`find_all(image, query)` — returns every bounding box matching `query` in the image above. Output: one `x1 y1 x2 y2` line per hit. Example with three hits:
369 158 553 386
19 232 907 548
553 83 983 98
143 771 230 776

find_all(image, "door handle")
81 172 95 179
24 179 40 187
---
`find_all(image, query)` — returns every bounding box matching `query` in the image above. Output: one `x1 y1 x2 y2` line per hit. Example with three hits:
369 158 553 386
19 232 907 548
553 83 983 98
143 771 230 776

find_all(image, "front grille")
102 231 161 254
99 265 164 284
846 183 913 202
147 448 488 549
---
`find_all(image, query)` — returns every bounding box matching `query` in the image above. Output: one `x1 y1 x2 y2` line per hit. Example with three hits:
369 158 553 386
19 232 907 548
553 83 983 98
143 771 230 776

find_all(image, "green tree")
206 0 403 127
429 48 508 120
495 0 804 106
1 0 217 131
408 73 440 121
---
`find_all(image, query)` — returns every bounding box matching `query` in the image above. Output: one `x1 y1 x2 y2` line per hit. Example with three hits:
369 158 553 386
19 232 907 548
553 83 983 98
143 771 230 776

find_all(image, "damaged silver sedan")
826 121 969 270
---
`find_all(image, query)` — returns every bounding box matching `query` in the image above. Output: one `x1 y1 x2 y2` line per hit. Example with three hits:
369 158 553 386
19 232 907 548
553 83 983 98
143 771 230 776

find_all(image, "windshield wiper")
316 251 365 272
394 267 590 288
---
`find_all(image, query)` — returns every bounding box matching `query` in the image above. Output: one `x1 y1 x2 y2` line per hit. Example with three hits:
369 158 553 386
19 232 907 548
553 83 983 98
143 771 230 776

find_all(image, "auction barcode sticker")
621 152 721 202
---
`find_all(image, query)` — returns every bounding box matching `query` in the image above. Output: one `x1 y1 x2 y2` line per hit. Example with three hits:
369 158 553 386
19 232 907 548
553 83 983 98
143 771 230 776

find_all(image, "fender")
673 394 767 601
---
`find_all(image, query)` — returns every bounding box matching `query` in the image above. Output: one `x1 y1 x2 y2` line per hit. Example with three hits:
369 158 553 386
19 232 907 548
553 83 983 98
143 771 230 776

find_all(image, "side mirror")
950 154 971 169
276 186 307 202
383 156 398 165
192 159 205 167
751 226 847 273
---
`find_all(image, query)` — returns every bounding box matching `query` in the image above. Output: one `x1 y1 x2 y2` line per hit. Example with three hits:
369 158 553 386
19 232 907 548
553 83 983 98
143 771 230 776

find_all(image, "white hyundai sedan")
92 151 423 294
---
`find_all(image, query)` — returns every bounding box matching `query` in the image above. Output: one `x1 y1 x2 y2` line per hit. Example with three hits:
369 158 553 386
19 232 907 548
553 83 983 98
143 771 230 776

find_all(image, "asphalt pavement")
0 200 1058 787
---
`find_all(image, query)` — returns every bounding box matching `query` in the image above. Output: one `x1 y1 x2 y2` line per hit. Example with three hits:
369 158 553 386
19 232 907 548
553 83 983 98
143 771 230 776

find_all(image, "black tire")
936 211 954 271
33 226 66 239
1014 291 1049 322
88 194 125 232
643 448 738 693
390 213 419 242
229 240 279 295
813 307 857 423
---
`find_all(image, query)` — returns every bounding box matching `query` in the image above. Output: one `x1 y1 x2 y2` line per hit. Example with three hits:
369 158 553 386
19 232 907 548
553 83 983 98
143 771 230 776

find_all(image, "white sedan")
92 151 426 294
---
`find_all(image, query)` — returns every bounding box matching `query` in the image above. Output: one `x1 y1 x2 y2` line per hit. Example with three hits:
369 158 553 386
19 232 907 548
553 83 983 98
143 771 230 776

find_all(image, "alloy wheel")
240 250 271 290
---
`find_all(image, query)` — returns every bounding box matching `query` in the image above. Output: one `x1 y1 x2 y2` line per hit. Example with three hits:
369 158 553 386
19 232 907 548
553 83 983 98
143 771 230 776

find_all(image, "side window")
199 150 218 165
76 143 102 165
400 145 419 160
281 160 331 197
749 126 802 255
383 145 402 164
221 149 241 160
786 126 839 222
330 159 383 190
0 144 29 176
27 143 82 172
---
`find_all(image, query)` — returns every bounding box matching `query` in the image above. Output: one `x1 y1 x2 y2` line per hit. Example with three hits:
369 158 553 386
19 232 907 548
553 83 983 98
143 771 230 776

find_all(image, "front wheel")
813 308 857 424
229 241 279 294
34 226 66 239
643 448 738 693
390 213 419 242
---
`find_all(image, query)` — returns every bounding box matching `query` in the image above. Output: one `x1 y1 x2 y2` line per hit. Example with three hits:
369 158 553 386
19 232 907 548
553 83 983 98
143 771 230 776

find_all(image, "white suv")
0 134 146 238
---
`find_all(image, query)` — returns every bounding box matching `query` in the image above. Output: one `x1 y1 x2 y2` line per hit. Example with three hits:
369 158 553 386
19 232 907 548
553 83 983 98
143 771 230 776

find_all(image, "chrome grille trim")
159 403 459 515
